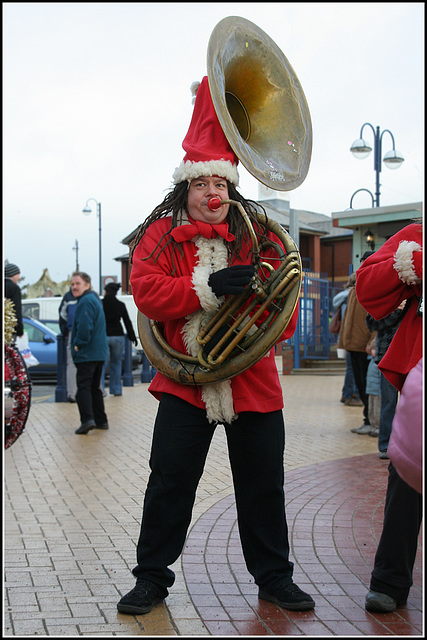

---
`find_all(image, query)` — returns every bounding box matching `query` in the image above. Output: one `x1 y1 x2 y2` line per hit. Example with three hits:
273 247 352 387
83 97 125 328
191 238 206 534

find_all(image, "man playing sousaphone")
117 73 315 615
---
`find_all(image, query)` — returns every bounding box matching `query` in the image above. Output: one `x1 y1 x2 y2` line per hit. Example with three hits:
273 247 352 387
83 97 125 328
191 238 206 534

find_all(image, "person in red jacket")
117 77 315 616
356 221 423 613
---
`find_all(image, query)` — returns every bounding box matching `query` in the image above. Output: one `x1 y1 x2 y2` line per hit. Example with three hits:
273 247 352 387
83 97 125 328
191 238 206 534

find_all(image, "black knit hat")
104 282 121 294
360 251 375 262
4 263 20 278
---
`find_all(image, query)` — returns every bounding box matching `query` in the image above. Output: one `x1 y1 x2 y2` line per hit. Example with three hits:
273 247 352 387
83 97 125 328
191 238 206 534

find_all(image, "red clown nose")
208 197 222 211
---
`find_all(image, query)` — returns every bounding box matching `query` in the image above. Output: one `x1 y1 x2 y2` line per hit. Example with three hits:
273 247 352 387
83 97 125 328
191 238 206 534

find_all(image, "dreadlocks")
129 181 269 269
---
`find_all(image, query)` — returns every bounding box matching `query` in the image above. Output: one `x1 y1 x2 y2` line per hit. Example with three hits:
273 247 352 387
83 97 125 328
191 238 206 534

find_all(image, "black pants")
370 462 423 601
132 394 294 591
350 351 370 425
75 361 107 425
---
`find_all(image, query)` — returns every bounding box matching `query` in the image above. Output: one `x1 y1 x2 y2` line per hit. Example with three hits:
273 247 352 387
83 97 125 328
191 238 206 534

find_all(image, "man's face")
71 276 91 297
187 176 230 224
11 273 21 284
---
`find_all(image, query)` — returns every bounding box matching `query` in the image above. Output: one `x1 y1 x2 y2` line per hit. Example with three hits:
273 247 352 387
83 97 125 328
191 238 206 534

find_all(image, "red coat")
356 223 423 391
131 215 299 419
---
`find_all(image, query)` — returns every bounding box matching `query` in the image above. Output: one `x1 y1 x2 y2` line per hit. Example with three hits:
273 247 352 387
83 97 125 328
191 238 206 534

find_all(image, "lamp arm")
359 122 376 139
380 129 397 150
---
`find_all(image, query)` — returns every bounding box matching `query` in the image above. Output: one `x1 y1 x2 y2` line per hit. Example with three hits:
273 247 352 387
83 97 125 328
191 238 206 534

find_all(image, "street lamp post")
72 239 79 272
82 198 102 294
348 188 375 210
350 123 404 207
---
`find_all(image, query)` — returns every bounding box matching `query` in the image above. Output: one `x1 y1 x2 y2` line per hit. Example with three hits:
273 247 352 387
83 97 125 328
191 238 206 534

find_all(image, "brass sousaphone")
138 16 312 385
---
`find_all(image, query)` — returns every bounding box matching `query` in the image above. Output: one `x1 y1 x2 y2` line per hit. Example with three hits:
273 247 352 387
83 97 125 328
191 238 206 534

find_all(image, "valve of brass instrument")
250 268 267 299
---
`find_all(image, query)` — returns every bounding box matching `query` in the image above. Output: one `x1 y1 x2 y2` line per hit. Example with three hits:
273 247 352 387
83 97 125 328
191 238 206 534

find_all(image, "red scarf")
171 215 235 243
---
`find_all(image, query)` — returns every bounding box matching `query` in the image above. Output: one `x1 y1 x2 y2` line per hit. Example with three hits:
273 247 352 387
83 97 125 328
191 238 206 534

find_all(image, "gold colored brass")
207 16 312 191
137 209 302 385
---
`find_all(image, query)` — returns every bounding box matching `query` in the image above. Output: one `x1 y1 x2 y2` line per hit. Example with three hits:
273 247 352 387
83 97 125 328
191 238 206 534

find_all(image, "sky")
3 2 424 289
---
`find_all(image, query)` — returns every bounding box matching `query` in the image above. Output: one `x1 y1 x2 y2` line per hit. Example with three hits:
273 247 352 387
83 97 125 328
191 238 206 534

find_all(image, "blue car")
22 317 141 381
22 317 58 378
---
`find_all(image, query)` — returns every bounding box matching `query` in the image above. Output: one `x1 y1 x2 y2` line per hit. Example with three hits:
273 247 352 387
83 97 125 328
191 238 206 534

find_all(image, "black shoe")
95 423 109 430
365 590 404 613
75 421 96 434
117 579 168 615
259 582 315 611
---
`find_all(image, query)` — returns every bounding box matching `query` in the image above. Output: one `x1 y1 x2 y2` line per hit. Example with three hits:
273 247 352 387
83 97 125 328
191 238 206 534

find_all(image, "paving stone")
4 376 422 636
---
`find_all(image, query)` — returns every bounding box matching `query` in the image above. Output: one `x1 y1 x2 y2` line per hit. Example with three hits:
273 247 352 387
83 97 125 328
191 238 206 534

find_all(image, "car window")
24 323 45 343
40 320 61 334
22 303 41 319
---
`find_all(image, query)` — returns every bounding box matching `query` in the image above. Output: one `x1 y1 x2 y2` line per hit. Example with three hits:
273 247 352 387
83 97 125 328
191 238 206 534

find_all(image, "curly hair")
129 181 269 270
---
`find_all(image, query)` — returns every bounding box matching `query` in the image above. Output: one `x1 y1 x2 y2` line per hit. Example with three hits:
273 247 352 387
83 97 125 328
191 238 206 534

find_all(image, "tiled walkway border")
182 456 423 635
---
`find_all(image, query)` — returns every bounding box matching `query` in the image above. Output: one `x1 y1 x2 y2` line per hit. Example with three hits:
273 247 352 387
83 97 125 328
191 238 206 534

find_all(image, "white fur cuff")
393 240 422 285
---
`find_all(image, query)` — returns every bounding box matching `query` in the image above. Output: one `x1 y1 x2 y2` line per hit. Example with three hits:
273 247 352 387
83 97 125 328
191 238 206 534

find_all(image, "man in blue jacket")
70 272 109 434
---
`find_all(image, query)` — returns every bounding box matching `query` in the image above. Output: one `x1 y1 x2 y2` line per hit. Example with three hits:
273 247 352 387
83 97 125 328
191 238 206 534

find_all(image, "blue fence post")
140 352 157 382
123 336 134 387
55 334 68 402
140 352 151 382
294 309 301 369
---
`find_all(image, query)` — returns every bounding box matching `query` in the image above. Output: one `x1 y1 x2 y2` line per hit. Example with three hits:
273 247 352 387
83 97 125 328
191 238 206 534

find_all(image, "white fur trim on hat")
172 160 239 186
393 240 422 286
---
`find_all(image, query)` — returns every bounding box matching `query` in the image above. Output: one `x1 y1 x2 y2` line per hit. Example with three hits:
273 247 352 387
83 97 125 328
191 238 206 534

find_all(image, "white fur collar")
181 235 237 424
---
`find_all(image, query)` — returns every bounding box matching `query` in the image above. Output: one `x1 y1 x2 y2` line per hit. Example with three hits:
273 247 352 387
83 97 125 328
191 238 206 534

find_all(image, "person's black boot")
259 582 315 611
75 421 96 434
117 579 168 615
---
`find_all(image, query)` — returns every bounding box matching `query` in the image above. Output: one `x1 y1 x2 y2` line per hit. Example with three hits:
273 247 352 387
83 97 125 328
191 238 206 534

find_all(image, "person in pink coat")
356 221 423 613
117 77 315 616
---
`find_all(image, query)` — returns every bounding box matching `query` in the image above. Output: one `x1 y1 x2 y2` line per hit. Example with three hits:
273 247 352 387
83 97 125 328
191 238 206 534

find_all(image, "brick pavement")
4 373 423 636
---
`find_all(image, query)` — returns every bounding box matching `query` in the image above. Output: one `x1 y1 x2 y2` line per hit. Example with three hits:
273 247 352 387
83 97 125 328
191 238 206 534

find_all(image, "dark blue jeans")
350 351 370 424
379 373 399 452
132 394 293 591
342 350 359 399
101 336 124 395
370 462 422 601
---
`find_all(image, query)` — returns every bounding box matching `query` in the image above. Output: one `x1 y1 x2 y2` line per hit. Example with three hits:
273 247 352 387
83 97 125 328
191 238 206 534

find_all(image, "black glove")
133 339 138 347
208 265 255 296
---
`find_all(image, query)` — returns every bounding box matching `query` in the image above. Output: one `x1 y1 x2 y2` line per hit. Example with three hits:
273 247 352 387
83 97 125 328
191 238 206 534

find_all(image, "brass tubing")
221 199 260 261
205 268 300 366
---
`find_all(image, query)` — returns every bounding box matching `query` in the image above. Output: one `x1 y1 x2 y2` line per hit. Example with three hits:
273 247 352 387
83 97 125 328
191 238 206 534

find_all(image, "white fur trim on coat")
181 235 237 424
393 240 422 286
191 236 228 312
172 159 239 186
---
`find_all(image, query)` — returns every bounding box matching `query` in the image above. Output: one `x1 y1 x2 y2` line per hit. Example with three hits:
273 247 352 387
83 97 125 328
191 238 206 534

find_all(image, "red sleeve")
130 220 201 322
356 223 423 320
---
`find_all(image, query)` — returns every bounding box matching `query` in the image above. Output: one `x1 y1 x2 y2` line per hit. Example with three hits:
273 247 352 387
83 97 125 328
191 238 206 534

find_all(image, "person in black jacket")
101 283 137 396
4 263 24 339
365 301 407 458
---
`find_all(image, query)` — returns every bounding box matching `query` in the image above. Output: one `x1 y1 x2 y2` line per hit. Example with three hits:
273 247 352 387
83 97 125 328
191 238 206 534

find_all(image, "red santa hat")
172 76 239 186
